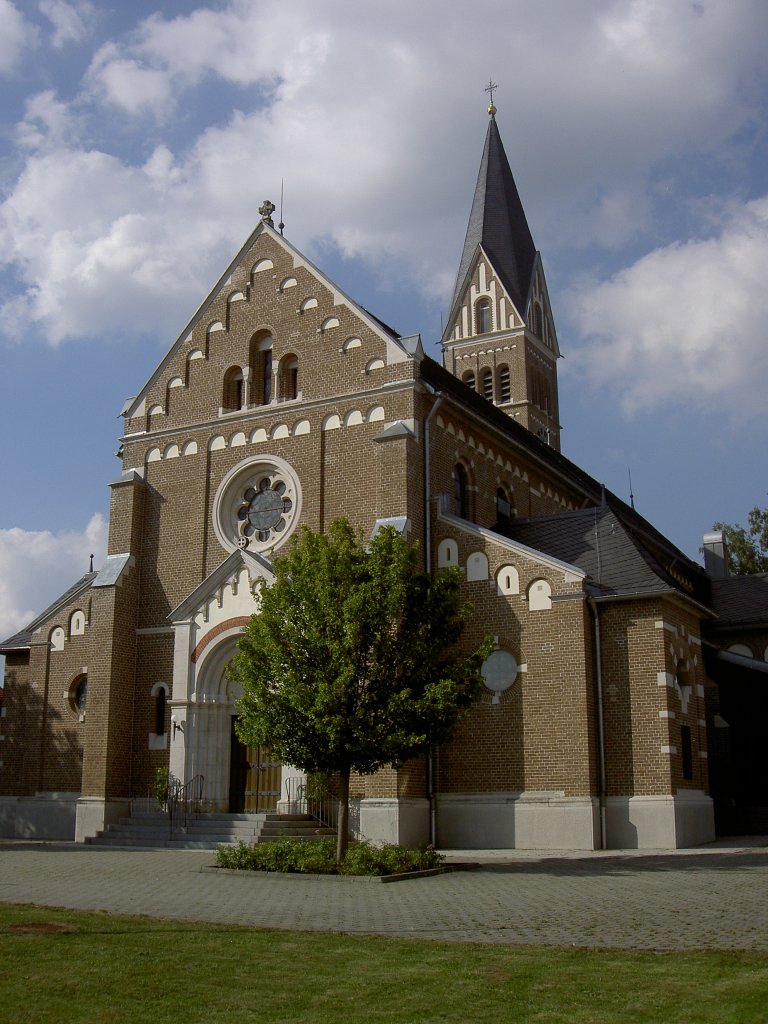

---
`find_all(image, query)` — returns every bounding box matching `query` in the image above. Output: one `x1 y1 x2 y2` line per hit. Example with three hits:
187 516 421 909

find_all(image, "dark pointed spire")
449 111 537 320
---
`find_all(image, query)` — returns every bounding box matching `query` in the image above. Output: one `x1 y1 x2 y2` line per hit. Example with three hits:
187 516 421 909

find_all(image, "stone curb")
200 863 480 883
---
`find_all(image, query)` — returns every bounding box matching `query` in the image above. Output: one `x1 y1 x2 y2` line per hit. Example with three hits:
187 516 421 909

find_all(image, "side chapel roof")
499 507 710 604
0 571 98 653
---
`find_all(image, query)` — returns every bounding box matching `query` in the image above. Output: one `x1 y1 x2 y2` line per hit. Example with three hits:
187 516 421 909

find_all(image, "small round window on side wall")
481 650 518 705
68 675 88 721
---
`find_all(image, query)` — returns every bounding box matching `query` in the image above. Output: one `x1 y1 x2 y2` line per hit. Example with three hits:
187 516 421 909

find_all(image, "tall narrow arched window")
280 355 299 401
155 687 167 736
482 369 493 401
475 298 492 335
222 366 244 411
453 463 470 519
496 487 512 524
531 301 543 338
262 348 272 404
498 365 511 404
462 370 476 391
249 332 274 407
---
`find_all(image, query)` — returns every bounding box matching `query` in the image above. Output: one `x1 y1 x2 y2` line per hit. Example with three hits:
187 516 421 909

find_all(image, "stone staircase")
86 809 336 849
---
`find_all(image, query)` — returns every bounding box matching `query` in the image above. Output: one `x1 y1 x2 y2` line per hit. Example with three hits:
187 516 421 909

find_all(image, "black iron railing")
284 776 339 831
167 773 205 837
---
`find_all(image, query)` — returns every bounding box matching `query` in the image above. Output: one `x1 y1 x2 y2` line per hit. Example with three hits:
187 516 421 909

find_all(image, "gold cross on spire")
485 79 498 116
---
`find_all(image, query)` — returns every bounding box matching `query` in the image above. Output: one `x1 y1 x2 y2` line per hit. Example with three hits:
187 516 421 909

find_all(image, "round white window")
213 455 302 555
481 650 518 704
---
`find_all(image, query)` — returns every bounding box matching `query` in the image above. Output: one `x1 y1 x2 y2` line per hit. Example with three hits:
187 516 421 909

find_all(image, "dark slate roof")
420 356 712 605
448 114 537 321
708 574 768 627
0 571 97 653
497 506 688 599
422 357 602 498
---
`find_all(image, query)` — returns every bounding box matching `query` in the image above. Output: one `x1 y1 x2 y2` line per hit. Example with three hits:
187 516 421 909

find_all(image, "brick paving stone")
0 842 767 951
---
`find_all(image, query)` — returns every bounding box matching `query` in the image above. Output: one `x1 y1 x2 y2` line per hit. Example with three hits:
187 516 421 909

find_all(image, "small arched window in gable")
280 355 299 401
462 370 476 391
249 332 274 406
481 369 493 401
497 364 511 404
453 463 470 520
50 626 65 652
222 366 245 411
437 538 458 568
496 565 520 596
69 610 86 636
476 297 492 335
467 551 489 582
528 578 552 611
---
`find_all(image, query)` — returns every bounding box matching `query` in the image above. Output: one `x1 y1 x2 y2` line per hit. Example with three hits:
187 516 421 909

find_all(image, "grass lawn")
2 902 767 1024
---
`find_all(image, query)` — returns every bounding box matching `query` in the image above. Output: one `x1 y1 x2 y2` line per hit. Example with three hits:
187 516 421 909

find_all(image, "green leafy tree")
714 506 768 575
231 519 491 862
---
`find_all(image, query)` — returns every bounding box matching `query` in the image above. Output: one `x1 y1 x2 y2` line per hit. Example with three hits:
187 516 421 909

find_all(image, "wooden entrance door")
229 720 281 812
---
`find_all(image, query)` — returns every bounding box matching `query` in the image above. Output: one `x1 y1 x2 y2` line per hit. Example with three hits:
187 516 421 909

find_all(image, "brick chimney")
703 530 729 578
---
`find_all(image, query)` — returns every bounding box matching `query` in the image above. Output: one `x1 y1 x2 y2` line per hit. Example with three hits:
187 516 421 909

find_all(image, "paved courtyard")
1 840 767 951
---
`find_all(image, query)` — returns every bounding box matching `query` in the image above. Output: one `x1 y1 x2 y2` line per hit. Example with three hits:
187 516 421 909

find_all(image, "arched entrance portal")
190 635 281 812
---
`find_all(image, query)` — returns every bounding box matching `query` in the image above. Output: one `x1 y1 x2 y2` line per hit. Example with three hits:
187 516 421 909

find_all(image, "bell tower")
441 92 561 450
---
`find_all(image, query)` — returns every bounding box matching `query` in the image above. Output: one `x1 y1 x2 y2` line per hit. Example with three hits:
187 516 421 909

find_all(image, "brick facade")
2 126 764 849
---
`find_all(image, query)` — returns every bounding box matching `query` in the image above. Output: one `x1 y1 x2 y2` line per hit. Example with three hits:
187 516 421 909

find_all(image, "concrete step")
86 810 335 849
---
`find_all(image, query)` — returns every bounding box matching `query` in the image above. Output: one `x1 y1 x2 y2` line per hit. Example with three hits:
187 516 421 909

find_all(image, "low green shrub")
215 837 444 876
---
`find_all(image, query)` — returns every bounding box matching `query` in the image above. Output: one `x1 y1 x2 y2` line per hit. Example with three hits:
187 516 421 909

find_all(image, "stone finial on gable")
259 200 276 227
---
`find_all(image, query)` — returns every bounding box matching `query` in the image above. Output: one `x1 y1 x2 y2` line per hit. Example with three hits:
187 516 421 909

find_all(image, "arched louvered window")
498 364 511 403
462 370 476 391
482 369 493 401
531 301 543 338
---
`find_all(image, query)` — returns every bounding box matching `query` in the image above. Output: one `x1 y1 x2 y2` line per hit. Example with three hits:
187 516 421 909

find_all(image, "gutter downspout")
587 596 608 850
423 386 444 848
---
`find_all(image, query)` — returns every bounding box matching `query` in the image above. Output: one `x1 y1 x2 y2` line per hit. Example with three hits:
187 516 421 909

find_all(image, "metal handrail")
284 776 339 831
167 773 205 836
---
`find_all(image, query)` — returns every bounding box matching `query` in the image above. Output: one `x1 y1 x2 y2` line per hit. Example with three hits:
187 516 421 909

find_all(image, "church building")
2 103 767 849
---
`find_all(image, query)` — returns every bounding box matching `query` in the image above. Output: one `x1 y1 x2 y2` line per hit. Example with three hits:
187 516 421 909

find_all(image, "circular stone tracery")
213 455 301 555
237 477 293 544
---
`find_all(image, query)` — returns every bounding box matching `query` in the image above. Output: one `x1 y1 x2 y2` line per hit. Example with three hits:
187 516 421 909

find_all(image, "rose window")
237 476 293 546
213 455 302 555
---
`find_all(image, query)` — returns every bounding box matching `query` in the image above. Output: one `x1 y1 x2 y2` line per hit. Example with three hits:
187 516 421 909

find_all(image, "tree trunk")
336 766 351 864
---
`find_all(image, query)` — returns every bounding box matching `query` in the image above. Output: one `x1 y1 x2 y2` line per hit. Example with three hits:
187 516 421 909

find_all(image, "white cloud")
15 89 79 150
0 0 37 73
87 41 175 115
39 0 92 48
0 514 107 644
2 0 768 348
569 196 768 417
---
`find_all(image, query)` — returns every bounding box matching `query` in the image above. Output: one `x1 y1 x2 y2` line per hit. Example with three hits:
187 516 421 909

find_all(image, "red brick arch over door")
191 617 250 664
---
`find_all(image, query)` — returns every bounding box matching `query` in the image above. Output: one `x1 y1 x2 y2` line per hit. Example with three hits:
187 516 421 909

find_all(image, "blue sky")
1 0 767 648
